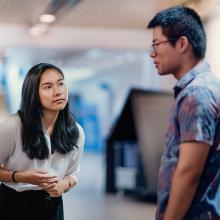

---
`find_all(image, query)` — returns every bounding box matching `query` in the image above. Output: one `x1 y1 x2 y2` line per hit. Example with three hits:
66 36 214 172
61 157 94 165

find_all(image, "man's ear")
178 36 189 53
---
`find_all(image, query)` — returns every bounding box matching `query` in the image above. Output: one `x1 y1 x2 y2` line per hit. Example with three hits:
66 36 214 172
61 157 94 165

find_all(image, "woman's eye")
44 86 51 89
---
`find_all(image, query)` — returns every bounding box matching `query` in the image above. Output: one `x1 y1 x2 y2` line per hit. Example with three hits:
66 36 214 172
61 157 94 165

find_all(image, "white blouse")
0 114 85 192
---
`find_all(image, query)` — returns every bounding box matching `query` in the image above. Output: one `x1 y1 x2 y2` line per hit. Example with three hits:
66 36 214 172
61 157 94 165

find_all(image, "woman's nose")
54 87 61 96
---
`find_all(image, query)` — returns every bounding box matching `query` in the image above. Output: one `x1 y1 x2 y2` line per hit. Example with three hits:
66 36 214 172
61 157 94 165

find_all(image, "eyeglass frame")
151 38 177 55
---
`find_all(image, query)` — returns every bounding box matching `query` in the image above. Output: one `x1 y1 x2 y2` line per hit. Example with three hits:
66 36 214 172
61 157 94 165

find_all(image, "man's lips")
154 62 158 68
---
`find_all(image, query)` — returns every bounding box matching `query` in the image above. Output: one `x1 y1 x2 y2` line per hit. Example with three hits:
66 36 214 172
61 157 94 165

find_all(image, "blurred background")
0 0 220 219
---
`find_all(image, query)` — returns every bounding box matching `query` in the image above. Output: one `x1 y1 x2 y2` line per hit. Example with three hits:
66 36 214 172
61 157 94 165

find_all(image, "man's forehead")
152 26 166 39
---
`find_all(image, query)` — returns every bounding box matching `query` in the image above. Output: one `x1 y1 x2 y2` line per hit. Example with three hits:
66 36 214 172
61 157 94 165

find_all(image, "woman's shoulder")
0 114 21 141
75 122 85 148
76 122 85 137
9 114 21 126
0 114 21 131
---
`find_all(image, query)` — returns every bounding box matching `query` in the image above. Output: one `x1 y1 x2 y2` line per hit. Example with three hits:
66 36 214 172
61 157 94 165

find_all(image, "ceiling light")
39 14 56 23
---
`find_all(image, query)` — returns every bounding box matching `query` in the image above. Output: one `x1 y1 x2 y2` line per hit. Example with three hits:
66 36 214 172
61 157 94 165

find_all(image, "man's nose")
149 47 156 58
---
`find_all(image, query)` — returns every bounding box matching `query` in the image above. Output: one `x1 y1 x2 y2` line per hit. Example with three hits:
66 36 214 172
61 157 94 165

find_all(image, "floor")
63 153 157 220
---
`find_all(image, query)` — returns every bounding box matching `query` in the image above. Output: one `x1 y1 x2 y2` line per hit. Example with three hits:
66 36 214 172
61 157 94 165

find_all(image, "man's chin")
158 71 170 76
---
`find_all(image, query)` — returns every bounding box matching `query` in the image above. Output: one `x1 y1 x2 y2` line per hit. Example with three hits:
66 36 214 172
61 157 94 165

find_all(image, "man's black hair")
148 6 206 59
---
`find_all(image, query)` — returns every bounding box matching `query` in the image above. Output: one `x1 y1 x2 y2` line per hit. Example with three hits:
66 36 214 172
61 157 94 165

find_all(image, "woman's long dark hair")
18 63 79 160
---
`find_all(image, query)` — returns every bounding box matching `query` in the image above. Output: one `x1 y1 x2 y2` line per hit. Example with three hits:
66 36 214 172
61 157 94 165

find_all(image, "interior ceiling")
0 0 217 29
0 0 219 72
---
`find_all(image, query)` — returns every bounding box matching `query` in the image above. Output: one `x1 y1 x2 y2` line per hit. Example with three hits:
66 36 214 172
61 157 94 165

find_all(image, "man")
147 6 220 220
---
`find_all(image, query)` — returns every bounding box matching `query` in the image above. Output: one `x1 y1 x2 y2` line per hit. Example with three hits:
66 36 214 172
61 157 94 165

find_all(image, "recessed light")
39 14 56 23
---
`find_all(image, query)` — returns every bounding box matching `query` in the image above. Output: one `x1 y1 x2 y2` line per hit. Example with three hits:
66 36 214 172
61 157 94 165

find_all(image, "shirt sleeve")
177 86 218 145
65 123 85 183
0 117 17 164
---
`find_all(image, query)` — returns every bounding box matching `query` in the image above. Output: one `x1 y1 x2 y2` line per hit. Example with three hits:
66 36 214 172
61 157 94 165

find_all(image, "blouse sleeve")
0 117 17 164
65 123 85 183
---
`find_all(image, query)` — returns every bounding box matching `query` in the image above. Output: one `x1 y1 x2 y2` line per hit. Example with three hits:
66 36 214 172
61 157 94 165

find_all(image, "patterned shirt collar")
175 61 211 89
173 61 211 98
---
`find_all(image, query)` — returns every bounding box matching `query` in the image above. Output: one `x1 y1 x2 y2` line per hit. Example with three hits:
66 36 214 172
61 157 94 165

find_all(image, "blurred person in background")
0 63 84 220
148 6 220 220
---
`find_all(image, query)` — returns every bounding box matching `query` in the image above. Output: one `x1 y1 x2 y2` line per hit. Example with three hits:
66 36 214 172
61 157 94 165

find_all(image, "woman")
0 63 85 220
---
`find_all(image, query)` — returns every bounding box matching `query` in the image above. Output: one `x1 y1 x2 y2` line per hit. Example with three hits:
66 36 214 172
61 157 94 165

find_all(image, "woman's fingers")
40 182 56 190
43 183 57 190
39 176 58 183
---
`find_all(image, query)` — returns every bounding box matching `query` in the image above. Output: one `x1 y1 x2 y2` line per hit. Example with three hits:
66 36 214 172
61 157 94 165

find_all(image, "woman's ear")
178 36 189 53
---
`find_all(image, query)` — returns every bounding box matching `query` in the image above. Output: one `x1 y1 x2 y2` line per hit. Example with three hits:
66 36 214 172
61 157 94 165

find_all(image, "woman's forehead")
40 68 63 83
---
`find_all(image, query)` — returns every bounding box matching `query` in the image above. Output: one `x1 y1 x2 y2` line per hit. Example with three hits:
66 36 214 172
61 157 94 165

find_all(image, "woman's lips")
52 98 65 103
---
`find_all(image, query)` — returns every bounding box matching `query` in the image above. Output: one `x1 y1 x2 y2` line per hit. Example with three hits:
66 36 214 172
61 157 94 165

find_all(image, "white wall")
71 51 175 138
206 16 220 77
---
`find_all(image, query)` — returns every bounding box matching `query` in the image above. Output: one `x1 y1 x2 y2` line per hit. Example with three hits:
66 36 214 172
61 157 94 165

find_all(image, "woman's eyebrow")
41 78 64 86
41 82 52 86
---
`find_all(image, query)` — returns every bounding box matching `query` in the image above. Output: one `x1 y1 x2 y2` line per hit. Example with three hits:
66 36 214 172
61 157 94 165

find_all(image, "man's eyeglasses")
151 38 177 54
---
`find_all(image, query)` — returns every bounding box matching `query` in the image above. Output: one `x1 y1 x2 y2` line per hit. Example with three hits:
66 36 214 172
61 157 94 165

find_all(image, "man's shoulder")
183 72 220 100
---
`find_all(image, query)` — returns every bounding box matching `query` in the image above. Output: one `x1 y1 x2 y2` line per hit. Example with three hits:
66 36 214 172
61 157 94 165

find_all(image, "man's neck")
174 58 201 80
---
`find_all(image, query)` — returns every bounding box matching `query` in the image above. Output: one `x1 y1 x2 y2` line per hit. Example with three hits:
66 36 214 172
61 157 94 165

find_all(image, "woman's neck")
41 111 59 135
